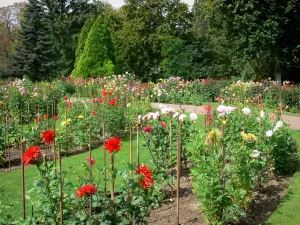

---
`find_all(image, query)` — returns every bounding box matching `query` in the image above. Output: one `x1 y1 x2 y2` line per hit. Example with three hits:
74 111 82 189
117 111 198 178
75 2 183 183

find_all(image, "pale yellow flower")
78 115 84 119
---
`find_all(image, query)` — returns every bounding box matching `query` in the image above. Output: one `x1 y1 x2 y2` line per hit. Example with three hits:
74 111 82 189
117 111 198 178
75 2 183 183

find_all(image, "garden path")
151 103 300 130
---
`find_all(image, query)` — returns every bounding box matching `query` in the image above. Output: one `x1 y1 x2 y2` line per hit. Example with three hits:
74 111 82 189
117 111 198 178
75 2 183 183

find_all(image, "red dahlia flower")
136 164 154 189
160 121 167 128
42 130 55 145
91 110 97 116
86 156 95 166
53 115 58 120
143 126 152 133
108 98 117 106
104 137 122 154
64 96 68 101
22 146 42 165
76 184 97 198
44 114 48 119
204 105 213 111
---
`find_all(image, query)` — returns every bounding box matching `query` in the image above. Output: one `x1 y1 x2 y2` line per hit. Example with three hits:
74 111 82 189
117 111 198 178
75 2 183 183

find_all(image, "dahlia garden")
0 75 298 224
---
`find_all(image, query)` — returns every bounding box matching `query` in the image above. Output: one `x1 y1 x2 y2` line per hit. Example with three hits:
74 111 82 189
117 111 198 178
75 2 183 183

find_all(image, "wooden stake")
137 115 140 167
21 104 25 220
58 144 63 225
102 119 107 195
169 117 173 166
89 125 92 218
176 121 182 225
110 152 115 201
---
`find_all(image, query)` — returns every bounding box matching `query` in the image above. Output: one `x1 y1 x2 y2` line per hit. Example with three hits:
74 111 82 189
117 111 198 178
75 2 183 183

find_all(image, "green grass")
267 130 300 225
0 135 150 219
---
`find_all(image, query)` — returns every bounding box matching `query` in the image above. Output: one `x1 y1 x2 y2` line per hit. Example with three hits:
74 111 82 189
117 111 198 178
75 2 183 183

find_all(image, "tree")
12 0 58 80
0 2 26 77
40 0 98 76
193 0 300 81
73 16 95 69
71 16 115 78
113 0 192 81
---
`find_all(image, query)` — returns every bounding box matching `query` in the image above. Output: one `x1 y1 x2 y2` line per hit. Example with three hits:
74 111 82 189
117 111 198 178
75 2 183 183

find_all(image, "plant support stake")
176 120 182 225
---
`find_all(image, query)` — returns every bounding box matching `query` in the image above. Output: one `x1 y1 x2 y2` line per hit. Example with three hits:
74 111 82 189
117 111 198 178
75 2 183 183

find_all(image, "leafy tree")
161 36 217 79
0 2 27 77
113 0 192 81
71 16 115 78
12 0 58 80
193 0 300 81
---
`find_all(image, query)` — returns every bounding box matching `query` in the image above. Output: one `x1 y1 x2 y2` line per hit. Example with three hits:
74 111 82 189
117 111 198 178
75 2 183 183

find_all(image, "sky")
0 0 195 8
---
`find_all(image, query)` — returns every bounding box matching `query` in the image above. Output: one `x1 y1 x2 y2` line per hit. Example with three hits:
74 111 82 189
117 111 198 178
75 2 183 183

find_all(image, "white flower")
266 130 273 137
161 107 176 115
173 112 179 118
179 114 186 122
217 105 227 113
138 115 142 124
151 112 160 120
260 111 265 118
189 113 198 121
275 121 283 129
217 105 235 116
242 107 251 116
250 150 261 158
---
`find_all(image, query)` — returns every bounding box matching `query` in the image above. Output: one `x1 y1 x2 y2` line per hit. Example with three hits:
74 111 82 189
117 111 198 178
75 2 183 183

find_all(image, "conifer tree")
71 16 115 78
12 0 57 80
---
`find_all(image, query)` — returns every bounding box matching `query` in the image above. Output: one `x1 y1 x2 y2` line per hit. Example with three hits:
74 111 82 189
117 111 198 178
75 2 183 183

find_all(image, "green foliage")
74 16 96 71
71 16 115 78
193 0 300 81
12 0 58 81
113 0 192 81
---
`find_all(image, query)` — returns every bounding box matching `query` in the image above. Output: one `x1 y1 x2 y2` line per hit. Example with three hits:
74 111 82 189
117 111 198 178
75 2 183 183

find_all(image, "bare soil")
147 165 292 225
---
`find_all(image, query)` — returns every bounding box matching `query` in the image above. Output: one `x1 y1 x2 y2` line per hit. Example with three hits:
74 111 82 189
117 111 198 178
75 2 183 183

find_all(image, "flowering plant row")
190 104 297 224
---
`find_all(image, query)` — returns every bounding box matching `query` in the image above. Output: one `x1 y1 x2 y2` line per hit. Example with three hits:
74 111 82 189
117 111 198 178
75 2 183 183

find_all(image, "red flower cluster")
102 90 112 97
104 137 122 154
108 98 118 106
35 116 42 123
44 114 48 119
64 96 68 101
204 105 213 111
86 156 95 166
91 110 97 116
22 146 42 165
76 184 97 198
136 164 154 189
42 130 55 145
53 115 58 120
143 126 152 133
160 121 166 129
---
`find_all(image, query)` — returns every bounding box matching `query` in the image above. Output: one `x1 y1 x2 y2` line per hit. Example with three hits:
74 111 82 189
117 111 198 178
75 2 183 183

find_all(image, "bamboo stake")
137 115 140 167
21 104 25 220
102 119 107 196
58 143 63 225
176 120 182 225
5 109 9 171
169 116 173 166
110 152 115 201
89 125 92 218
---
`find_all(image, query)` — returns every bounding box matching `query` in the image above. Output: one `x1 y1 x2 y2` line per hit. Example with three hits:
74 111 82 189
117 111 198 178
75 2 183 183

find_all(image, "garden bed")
148 165 292 225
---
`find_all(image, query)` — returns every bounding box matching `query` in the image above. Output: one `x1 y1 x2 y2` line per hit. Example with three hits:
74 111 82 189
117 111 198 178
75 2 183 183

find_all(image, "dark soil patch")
0 145 92 173
235 175 291 225
147 166 292 225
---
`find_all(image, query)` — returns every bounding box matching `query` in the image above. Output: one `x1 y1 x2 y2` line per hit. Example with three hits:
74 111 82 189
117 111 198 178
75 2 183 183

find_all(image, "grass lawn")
0 135 150 219
267 130 300 225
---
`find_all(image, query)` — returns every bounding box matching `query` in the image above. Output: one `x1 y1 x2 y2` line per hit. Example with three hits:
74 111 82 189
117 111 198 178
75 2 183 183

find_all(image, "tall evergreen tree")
71 16 115 78
12 0 57 81
41 0 98 76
